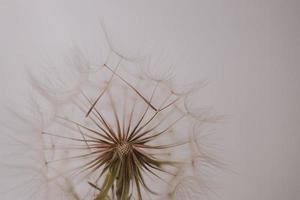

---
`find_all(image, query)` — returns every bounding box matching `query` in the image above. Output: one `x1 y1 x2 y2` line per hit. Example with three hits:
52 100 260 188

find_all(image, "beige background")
0 0 299 199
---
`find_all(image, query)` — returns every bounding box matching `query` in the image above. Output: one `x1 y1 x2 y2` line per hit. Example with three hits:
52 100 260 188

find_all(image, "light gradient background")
0 0 299 199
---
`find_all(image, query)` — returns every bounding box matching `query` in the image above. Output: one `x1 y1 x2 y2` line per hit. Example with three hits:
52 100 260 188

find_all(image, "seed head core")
116 142 131 158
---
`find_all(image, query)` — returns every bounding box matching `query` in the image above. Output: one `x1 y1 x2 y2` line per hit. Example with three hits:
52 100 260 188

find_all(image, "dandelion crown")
3 28 220 200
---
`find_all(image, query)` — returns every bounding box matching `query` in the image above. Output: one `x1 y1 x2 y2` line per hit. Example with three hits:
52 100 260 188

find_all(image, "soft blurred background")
0 0 299 199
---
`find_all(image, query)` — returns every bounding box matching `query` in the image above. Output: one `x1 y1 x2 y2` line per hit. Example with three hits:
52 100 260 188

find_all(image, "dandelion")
1 33 220 200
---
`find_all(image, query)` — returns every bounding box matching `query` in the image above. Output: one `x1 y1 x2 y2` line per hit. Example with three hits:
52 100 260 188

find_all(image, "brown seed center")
117 142 131 158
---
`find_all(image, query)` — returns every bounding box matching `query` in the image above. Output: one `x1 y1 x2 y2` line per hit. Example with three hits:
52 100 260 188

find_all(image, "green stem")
95 167 118 200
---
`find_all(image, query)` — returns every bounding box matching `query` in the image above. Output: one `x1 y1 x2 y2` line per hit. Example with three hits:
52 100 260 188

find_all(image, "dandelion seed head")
2 45 220 200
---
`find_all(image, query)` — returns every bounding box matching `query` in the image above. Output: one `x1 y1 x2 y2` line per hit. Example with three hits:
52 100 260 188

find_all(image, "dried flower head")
29 49 219 200
0 39 220 200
